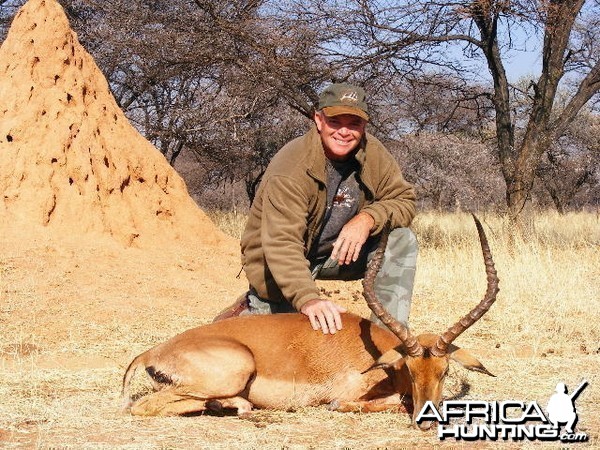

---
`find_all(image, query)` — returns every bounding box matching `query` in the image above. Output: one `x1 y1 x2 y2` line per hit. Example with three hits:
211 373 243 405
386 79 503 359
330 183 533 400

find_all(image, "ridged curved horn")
362 222 424 357
431 214 500 357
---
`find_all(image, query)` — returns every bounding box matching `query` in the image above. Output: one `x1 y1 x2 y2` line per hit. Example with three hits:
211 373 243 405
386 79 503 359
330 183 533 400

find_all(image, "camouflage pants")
243 227 418 327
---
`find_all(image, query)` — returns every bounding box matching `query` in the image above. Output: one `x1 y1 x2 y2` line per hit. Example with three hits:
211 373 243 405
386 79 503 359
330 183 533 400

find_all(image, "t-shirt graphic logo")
546 380 588 434
333 186 355 208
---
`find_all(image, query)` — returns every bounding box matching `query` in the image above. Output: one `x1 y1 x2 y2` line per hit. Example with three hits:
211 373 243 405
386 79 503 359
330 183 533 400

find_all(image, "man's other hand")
331 212 375 265
300 298 347 334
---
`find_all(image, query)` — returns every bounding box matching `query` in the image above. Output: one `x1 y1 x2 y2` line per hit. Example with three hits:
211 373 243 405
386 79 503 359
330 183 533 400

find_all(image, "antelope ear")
447 344 495 377
362 347 404 374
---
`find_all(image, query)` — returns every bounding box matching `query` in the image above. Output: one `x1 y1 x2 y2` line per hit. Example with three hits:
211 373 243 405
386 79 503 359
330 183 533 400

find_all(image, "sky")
503 48 542 83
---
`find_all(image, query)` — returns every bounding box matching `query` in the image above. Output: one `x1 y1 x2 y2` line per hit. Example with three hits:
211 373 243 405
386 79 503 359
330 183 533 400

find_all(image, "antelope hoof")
327 399 341 411
206 399 224 413
415 419 435 431
238 411 255 419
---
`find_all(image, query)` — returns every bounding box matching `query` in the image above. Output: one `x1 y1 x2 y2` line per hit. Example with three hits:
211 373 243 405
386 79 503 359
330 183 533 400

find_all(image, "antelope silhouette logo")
340 91 359 103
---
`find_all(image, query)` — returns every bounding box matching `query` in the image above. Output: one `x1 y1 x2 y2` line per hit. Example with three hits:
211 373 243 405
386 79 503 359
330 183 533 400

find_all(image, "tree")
0 0 25 39
389 133 504 211
287 0 600 228
535 108 600 212
61 0 348 202
3 0 599 213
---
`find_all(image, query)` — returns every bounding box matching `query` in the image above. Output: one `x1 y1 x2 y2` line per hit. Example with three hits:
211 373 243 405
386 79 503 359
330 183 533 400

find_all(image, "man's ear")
447 344 495 377
314 111 324 132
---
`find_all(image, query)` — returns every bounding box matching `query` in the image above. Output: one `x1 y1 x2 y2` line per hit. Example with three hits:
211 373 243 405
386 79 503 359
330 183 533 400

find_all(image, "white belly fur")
247 370 372 410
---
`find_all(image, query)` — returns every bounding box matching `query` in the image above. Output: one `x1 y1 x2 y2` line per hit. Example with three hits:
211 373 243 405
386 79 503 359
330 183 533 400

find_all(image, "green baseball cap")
317 83 369 121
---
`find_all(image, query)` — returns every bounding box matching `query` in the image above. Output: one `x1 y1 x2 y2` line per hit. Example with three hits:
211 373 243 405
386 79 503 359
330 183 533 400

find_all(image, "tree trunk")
481 0 587 232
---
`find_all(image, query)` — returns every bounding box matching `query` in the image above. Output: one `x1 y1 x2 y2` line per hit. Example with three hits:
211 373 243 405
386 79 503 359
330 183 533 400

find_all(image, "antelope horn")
362 222 424 357
430 214 500 357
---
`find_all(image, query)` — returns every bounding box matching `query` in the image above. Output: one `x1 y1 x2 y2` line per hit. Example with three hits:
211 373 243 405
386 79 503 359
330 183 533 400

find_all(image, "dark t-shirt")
315 158 360 258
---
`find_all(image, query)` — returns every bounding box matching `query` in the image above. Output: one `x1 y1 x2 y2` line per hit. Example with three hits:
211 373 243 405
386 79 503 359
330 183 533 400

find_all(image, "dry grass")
206 209 248 240
410 211 600 356
1 211 598 449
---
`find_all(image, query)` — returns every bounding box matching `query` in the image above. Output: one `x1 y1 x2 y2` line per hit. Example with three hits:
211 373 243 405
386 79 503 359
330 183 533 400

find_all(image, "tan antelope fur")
122 215 499 430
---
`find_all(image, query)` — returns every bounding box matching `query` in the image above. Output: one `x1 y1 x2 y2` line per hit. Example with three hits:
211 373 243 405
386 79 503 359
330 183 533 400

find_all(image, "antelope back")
151 313 401 382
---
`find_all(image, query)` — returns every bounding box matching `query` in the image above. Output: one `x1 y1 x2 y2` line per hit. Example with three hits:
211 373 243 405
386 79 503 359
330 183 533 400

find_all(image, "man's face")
314 112 367 162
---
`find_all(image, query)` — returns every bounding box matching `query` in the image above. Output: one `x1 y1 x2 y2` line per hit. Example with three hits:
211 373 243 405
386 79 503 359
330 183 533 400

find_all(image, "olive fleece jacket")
240 126 416 311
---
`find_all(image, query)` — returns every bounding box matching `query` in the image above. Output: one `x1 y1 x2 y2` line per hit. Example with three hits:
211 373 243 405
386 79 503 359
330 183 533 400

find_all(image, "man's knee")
240 289 296 315
385 227 418 263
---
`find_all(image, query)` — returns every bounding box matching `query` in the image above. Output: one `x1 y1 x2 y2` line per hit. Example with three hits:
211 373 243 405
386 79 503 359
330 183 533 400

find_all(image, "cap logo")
317 83 369 120
340 91 359 103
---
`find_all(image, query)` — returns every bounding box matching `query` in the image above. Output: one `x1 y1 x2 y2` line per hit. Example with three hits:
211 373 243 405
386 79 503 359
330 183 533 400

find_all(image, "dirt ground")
0 1 597 448
0 219 598 449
